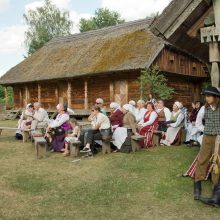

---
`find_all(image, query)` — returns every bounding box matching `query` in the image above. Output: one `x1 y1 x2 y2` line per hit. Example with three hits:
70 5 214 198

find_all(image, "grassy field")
0 120 220 220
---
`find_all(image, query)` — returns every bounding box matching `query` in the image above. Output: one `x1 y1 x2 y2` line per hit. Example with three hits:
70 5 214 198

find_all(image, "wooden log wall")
12 71 206 111
154 47 208 77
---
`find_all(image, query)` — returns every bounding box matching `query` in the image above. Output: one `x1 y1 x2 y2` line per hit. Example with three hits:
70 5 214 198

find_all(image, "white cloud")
0 25 26 54
0 0 10 13
101 0 171 21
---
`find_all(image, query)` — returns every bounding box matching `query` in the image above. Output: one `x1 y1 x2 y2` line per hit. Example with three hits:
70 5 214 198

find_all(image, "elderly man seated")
31 102 49 134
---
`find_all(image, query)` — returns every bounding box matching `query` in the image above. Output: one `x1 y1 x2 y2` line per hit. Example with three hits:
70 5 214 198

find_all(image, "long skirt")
183 153 210 180
51 134 66 152
139 124 158 148
185 123 201 142
161 127 181 146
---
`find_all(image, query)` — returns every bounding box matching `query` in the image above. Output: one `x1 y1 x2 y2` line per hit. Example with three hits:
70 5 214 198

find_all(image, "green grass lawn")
0 120 220 220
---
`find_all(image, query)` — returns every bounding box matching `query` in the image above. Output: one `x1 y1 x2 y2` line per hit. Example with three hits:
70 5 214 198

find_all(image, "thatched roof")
0 19 167 85
0 16 206 85
150 0 211 62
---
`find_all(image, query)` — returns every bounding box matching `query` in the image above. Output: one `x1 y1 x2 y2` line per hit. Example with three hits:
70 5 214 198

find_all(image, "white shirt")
156 107 171 121
196 106 205 132
95 113 110 130
34 108 49 122
135 107 147 122
138 111 158 127
50 113 70 128
170 111 184 128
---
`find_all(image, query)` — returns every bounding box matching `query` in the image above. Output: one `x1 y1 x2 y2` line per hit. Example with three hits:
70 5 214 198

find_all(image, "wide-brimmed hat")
201 87 220 97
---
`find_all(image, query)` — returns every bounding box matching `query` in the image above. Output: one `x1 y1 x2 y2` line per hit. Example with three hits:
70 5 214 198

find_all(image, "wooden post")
84 80 88 110
4 87 8 108
25 86 29 106
19 88 22 108
109 82 114 101
38 84 41 104
55 87 59 104
67 82 72 108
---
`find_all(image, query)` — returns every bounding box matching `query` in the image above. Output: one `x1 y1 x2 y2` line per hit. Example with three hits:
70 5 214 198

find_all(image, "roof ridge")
47 18 153 45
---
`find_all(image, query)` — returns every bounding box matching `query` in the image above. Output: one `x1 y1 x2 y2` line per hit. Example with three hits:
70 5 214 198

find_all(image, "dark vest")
204 106 220 135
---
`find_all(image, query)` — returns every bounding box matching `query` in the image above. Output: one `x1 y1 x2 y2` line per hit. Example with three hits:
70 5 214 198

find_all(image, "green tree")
138 66 175 100
24 0 73 56
79 8 125 32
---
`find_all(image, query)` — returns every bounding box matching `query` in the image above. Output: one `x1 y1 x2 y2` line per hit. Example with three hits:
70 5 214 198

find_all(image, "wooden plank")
84 80 88 110
67 81 72 108
38 84 41 104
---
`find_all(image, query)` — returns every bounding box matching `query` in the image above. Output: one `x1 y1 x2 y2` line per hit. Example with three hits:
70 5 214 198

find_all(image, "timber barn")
0 18 209 111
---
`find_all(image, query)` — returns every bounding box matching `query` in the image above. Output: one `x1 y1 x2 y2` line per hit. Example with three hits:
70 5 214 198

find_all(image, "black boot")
200 182 220 208
194 181 202 200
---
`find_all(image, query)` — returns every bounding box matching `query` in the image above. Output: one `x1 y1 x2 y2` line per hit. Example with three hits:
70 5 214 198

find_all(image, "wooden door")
114 80 128 105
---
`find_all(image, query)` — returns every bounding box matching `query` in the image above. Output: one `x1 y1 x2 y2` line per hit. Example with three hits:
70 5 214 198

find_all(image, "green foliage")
138 66 175 100
0 86 14 106
24 0 73 56
79 8 125 32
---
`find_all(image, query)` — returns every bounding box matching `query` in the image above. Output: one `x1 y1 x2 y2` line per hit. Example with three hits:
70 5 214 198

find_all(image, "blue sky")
0 0 171 77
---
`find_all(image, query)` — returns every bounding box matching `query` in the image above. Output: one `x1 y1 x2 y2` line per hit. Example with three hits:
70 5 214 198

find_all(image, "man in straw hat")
194 87 220 207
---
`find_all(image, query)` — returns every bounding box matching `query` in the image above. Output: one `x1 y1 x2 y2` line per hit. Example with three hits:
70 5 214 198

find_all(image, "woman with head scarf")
46 103 71 152
15 104 34 140
109 102 123 131
160 101 185 146
138 102 158 148
112 104 138 153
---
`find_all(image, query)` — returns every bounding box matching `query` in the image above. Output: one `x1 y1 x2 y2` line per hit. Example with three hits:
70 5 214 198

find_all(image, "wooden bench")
131 135 146 152
33 137 47 158
70 140 81 157
153 131 163 146
0 127 33 143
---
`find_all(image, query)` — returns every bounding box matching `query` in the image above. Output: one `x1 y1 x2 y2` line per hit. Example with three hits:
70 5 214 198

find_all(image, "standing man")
194 87 220 207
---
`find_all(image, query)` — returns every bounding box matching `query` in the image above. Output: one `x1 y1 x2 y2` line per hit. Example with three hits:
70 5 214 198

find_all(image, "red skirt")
139 124 158 148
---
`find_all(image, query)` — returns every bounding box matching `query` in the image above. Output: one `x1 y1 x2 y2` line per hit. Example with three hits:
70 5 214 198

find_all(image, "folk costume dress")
161 110 184 146
139 110 158 148
49 113 71 152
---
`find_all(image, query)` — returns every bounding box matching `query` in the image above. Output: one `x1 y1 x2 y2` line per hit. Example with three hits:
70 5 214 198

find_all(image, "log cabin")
0 18 209 113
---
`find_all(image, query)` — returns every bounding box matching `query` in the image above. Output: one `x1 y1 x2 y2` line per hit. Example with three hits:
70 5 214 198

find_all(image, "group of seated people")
15 96 204 157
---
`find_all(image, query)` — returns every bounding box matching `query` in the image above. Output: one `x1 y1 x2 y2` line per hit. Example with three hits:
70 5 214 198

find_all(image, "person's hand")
134 132 139 136
192 103 196 109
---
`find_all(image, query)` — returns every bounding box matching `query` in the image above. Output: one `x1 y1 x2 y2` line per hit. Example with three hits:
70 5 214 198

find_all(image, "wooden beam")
67 82 72 107
84 80 88 110
4 87 8 107
19 88 22 107
109 82 114 101
55 87 59 104
38 84 41 104
25 86 29 106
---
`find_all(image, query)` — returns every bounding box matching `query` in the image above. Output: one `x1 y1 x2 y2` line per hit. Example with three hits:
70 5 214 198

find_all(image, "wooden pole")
4 87 8 108
25 86 29 106
19 88 22 108
109 82 114 101
55 87 59 104
38 84 41 104
67 82 72 108
84 80 88 110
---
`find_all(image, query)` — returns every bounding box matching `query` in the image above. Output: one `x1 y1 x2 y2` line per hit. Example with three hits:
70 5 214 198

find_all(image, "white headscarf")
129 100 136 106
123 104 133 112
174 101 183 109
110 102 120 109
26 103 32 109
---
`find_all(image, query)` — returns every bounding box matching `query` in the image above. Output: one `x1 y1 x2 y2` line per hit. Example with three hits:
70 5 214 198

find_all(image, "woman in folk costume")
112 104 139 153
138 102 158 148
160 101 184 146
185 101 203 145
183 105 205 178
109 102 124 131
193 87 220 208
46 103 71 152
16 104 34 139
156 100 171 132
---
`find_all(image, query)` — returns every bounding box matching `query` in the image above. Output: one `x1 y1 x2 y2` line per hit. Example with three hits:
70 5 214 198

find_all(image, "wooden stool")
70 140 81 157
131 135 145 152
102 140 111 154
34 137 47 158
153 131 163 146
